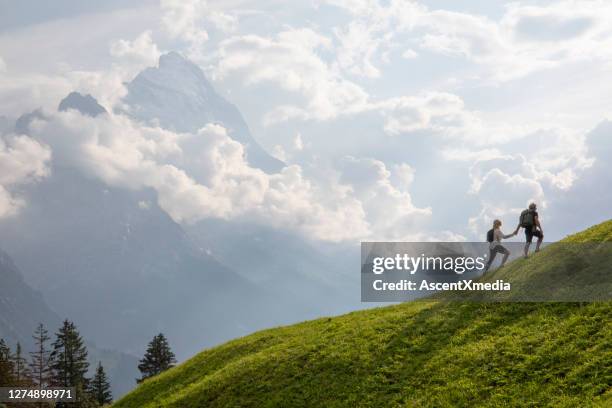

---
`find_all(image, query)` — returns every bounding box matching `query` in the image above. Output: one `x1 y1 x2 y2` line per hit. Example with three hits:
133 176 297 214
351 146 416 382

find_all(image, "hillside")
113 221 612 407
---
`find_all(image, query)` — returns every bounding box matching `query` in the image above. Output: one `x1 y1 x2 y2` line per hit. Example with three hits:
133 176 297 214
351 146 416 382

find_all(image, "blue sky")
1 0 611 243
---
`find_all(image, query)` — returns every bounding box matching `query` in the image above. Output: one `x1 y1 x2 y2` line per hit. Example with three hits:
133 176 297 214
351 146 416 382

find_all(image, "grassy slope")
114 221 612 407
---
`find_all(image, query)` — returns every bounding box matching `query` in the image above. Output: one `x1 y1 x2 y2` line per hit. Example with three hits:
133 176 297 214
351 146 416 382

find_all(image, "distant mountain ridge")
0 248 60 348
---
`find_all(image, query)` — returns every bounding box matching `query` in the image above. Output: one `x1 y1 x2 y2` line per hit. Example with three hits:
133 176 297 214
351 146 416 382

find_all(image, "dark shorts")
525 228 543 243
486 245 510 269
489 245 510 257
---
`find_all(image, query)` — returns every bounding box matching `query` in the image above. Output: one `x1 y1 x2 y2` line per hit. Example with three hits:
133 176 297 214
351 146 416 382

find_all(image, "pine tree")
90 362 112 406
137 333 176 383
29 323 52 388
11 342 32 385
50 320 90 389
0 338 15 386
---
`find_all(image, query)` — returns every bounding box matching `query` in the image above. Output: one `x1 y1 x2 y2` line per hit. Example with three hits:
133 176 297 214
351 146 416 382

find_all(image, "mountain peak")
121 52 284 173
58 92 107 117
127 52 216 109
159 51 190 68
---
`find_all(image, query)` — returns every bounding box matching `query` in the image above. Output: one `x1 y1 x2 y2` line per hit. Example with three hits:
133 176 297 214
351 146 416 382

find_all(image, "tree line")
0 320 176 408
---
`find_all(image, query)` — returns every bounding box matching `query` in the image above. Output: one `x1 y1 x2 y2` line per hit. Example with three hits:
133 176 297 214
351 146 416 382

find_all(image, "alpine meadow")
113 221 612 407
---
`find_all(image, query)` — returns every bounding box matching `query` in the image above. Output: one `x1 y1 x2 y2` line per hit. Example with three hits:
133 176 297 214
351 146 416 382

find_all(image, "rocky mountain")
59 91 107 116
0 248 60 348
121 51 284 173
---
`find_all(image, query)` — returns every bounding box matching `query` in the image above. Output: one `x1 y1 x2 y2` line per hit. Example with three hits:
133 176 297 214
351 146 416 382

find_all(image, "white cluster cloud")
110 31 161 68
217 28 370 124
215 26 523 145
25 110 428 242
377 93 478 136
333 21 385 78
214 26 534 148
337 157 431 240
161 0 210 48
321 0 612 81
160 0 237 61
0 134 51 218
462 128 594 235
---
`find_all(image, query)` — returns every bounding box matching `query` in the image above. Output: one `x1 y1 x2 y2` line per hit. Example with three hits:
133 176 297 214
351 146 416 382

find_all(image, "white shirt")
490 228 512 249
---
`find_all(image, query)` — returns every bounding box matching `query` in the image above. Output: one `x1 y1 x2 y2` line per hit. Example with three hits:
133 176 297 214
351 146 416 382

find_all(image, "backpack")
486 228 495 243
520 209 535 228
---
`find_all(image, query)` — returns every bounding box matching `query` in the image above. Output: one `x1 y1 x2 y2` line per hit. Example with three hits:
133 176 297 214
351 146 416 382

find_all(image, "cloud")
206 10 238 33
0 56 6 72
378 92 467 135
215 27 518 142
25 109 432 242
321 0 612 82
401 49 418 59
337 156 431 240
161 0 209 47
213 23 531 146
110 30 161 67
160 0 239 61
217 28 370 123
392 163 415 190
333 21 383 78
0 134 51 218
503 4 596 42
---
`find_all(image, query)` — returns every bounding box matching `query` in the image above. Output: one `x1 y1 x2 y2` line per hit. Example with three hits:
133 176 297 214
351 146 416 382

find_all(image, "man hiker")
514 202 544 258
485 219 517 272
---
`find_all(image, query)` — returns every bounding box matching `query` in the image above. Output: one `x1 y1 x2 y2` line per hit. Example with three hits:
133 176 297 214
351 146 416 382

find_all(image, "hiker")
514 202 544 258
485 219 517 271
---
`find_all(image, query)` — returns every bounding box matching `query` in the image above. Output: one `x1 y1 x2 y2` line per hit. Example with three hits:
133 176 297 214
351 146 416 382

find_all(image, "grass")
113 220 612 407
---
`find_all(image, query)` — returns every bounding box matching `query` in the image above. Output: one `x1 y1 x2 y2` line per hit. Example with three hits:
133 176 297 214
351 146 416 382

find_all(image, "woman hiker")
485 219 517 272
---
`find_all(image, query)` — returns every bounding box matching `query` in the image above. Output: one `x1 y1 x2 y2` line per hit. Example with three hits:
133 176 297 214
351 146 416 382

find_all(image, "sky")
1 0 611 244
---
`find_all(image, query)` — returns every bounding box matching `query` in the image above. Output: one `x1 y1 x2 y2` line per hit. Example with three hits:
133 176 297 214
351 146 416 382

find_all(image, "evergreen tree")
137 333 176 383
50 320 89 389
0 338 15 386
89 362 112 406
11 342 32 385
29 323 52 388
